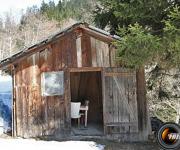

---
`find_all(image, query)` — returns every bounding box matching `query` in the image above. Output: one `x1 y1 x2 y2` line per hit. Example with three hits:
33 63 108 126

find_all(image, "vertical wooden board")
112 76 119 123
60 101 65 128
121 76 130 123
102 42 110 67
65 33 78 68
129 73 138 133
90 37 97 67
12 69 16 137
53 42 64 132
76 36 82 67
34 52 42 136
52 41 62 71
105 76 113 124
18 86 23 137
19 63 24 137
122 74 130 133
64 70 71 129
66 34 73 67
81 34 92 67
28 55 36 136
62 36 68 69
71 33 78 67
15 86 19 136
39 50 48 135
27 54 41 137
95 39 103 67
46 48 55 135
21 61 28 137
112 76 120 133
24 62 30 137
54 96 62 132
109 45 117 67
47 96 55 135
136 68 148 135
15 65 23 137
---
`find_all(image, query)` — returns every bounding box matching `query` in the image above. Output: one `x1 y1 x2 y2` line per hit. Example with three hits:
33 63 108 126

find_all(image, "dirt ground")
0 133 161 150
80 138 161 150
102 142 161 150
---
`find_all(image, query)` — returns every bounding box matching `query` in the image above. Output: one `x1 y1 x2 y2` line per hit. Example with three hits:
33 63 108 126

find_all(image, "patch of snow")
0 139 105 150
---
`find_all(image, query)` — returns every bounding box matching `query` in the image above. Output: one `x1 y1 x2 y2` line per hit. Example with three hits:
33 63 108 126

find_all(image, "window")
41 71 64 96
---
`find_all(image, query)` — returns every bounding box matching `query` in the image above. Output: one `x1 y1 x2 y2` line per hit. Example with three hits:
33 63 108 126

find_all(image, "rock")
150 117 163 133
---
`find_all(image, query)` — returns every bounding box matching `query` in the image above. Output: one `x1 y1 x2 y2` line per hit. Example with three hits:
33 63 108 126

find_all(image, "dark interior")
70 71 103 125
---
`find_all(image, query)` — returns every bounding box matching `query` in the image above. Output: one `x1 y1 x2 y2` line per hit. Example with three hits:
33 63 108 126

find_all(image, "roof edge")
0 22 120 68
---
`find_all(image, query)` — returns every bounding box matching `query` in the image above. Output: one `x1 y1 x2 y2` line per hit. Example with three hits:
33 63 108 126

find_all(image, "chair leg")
78 118 80 128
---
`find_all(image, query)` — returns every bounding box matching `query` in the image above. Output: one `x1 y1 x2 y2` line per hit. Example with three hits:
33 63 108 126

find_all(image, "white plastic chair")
71 102 81 127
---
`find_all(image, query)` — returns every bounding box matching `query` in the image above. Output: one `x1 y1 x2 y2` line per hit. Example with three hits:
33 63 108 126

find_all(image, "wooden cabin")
0 22 150 141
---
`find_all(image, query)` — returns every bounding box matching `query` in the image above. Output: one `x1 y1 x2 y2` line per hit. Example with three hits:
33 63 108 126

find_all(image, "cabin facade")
0 23 150 141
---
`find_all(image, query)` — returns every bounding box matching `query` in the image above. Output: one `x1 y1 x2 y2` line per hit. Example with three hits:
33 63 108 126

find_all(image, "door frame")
69 67 105 134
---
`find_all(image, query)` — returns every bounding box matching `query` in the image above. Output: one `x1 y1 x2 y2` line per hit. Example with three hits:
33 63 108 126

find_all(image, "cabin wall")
14 32 76 137
12 29 149 140
13 31 114 137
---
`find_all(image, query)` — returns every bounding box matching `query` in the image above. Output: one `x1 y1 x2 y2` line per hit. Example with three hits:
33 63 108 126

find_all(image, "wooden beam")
136 67 150 139
69 67 102 72
104 72 135 77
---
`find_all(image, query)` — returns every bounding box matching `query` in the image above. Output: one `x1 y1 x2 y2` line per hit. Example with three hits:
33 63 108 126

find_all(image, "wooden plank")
28 55 36 137
69 67 102 72
106 122 137 126
15 64 23 137
95 39 103 67
64 69 71 130
122 72 130 133
34 52 42 136
76 36 82 67
109 45 117 67
71 33 78 67
136 68 149 137
81 34 92 67
46 47 55 135
101 68 106 134
11 67 16 137
112 72 120 133
52 41 62 71
104 72 134 77
102 42 110 67
39 50 48 135
90 37 97 67
66 34 73 68
128 73 138 133
53 41 64 132
61 37 68 69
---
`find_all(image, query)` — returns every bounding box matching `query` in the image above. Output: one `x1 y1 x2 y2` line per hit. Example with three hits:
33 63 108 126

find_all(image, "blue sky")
0 0 59 21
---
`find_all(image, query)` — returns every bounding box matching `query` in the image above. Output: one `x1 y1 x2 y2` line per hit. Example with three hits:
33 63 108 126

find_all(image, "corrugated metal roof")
0 22 120 67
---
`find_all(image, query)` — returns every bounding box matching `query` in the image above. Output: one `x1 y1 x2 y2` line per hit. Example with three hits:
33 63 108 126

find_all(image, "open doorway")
70 70 104 136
